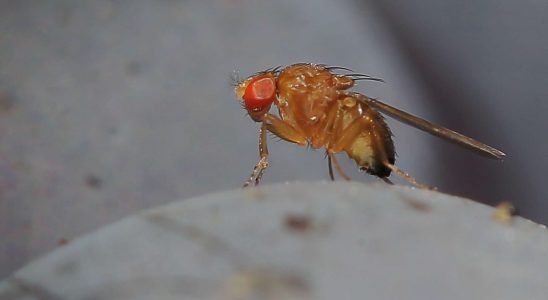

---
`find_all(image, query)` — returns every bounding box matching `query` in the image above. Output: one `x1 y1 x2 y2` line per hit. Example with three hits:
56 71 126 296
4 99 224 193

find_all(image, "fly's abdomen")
344 104 395 177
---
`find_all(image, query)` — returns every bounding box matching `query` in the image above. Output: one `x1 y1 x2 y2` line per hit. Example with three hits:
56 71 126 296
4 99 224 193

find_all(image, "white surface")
0 0 440 278
1 182 547 299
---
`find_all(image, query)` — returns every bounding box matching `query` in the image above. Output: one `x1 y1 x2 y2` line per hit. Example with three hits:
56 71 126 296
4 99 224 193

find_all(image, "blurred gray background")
0 0 546 278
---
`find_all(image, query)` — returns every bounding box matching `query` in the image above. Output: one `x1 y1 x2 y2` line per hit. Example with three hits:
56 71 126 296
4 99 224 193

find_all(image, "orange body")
235 63 505 188
275 64 394 177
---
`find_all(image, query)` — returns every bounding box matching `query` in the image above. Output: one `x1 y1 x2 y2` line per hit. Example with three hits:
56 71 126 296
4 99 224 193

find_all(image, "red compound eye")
243 75 276 111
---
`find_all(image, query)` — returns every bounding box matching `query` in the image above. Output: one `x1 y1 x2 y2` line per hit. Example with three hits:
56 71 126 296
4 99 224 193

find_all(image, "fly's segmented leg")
328 152 351 180
315 101 344 148
329 114 370 153
324 103 357 181
243 123 269 187
384 163 435 190
243 114 307 187
327 153 335 181
319 101 351 180
263 114 307 145
328 112 432 189
381 177 394 185
353 115 432 189
322 102 348 181
326 150 350 181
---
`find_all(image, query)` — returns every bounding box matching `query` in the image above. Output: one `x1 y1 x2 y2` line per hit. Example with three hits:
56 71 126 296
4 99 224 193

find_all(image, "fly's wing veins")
347 92 506 160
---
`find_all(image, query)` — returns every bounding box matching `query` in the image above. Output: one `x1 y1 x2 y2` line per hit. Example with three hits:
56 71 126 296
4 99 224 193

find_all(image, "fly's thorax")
277 64 345 127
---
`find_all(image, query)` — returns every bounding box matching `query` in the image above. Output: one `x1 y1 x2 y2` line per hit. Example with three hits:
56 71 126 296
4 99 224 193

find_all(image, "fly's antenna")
230 70 241 87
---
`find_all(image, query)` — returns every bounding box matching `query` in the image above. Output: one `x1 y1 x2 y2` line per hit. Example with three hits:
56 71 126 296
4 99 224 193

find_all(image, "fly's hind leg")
381 177 394 185
328 110 432 189
383 163 435 190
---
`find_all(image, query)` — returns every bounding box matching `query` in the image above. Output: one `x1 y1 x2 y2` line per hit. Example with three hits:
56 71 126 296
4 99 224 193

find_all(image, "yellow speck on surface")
493 201 515 224
243 188 265 202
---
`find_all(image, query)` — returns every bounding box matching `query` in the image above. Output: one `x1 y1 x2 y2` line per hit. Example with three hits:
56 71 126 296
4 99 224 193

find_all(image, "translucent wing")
348 92 506 160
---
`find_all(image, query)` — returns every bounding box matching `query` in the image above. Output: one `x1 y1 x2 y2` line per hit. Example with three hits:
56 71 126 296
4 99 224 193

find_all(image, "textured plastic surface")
1 182 547 299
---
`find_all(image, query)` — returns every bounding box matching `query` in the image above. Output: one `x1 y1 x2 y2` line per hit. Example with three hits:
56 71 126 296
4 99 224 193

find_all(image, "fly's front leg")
263 114 307 145
243 113 307 187
243 122 270 187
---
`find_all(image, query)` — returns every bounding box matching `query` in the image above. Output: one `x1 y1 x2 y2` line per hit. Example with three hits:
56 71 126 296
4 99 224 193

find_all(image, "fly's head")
235 73 277 122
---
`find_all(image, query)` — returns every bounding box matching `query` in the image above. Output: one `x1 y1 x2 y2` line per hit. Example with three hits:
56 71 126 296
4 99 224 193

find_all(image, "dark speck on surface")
56 238 69 246
401 195 431 212
284 214 313 233
84 174 103 189
0 91 16 113
125 61 143 76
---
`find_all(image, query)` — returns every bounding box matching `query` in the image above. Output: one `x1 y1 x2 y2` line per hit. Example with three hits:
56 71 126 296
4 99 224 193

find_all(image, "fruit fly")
234 63 505 189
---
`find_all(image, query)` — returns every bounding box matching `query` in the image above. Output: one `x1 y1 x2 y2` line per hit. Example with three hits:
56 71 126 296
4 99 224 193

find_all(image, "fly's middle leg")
327 153 335 181
327 152 351 180
324 102 360 181
326 151 350 181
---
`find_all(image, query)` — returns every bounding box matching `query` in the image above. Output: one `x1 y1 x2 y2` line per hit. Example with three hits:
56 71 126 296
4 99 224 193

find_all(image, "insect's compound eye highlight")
243 75 276 112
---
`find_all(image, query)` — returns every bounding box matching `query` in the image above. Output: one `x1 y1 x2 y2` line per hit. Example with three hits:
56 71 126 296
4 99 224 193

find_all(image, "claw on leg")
243 156 269 187
381 177 394 185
